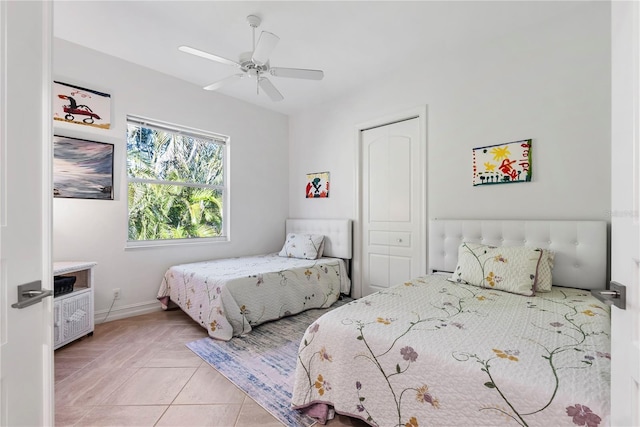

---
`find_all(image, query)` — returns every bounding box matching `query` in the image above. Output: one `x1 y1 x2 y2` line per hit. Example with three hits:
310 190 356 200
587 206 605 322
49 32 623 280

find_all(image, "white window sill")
125 236 229 250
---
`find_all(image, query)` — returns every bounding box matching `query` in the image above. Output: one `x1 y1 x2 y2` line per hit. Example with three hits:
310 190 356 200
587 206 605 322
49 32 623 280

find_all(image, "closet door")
361 117 424 296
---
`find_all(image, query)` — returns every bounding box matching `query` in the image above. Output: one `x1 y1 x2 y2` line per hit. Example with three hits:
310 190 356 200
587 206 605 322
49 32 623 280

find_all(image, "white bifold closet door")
361 117 423 297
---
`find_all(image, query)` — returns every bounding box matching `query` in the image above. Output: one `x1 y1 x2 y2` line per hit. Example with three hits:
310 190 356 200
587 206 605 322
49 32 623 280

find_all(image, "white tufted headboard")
286 219 352 259
428 219 607 290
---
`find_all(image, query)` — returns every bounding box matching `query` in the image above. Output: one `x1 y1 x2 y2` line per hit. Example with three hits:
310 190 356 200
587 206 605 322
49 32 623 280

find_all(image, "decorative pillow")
278 233 325 260
534 249 555 292
449 243 545 296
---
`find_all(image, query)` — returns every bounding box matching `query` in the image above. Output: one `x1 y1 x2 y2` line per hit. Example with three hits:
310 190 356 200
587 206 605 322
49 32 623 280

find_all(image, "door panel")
368 139 391 222
610 1 640 424
362 117 424 296
387 136 412 222
369 231 412 247
389 255 412 284
0 2 53 426
369 253 390 289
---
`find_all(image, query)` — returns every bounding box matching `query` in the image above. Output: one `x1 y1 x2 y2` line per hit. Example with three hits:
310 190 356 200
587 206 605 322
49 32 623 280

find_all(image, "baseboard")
94 299 163 324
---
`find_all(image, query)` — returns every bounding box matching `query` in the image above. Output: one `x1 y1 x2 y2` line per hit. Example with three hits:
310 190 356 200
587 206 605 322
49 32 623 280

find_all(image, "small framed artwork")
472 139 532 186
53 81 111 129
53 135 114 200
306 171 330 198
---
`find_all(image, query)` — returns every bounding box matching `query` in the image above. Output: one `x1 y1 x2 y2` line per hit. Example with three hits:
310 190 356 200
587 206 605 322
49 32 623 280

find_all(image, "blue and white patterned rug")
186 298 351 427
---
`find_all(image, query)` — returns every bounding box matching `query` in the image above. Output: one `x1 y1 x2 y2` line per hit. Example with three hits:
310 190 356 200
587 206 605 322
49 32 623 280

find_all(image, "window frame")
125 115 230 248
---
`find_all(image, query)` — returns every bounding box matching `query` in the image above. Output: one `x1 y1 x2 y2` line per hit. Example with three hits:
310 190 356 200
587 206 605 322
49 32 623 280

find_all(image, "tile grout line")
152 362 203 426
233 395 248 427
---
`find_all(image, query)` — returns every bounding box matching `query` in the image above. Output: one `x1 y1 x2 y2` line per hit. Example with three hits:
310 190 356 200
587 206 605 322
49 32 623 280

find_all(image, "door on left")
0 1 54 426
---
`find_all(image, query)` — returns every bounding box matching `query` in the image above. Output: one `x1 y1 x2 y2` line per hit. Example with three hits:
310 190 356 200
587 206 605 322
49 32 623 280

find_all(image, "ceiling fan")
179 14 324 102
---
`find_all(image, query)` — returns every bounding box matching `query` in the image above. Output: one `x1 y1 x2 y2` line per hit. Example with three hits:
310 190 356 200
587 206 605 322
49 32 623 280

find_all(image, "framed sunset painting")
53 135 114 200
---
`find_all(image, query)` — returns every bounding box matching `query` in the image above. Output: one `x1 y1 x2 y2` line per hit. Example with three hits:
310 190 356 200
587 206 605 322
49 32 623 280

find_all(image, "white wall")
289 2 611 224
53 39 289 321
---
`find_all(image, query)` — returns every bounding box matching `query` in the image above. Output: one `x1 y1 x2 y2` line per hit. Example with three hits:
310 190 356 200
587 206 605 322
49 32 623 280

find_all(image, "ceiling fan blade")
258 77 284 102
270 67 324 80
203 74 244 91
179 45 240 68
251 31 279 65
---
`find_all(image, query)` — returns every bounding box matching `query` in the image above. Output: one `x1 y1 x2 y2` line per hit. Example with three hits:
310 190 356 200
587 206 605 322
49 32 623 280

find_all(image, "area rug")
186 297 352 427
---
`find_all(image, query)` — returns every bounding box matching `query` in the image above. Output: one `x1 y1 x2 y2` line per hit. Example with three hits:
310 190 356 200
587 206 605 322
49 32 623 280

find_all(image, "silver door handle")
11 280 53 309
599 290 619 297
592 281 626 310
23 290 48 297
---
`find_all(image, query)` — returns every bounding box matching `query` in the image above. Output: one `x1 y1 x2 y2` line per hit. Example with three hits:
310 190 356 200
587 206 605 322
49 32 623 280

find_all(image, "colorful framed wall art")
53 81 111 129
53 135 114 200
306 172 330 198
472 139 532 186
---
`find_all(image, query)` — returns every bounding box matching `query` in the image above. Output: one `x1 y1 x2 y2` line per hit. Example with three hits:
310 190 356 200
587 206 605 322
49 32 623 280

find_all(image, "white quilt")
292 274 610 427
157 253 350 341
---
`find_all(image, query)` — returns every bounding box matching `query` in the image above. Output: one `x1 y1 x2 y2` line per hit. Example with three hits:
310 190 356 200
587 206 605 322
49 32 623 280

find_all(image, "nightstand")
53 261 96 349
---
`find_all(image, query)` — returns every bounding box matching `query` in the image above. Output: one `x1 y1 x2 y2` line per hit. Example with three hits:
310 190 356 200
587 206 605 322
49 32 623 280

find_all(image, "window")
126 115 228 245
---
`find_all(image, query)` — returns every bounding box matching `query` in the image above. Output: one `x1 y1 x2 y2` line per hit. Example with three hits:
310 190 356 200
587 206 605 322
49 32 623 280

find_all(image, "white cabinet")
53 262 96 350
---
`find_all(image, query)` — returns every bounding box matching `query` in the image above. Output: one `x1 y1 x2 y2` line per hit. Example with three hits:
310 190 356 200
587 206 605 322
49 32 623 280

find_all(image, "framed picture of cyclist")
53 81 111 130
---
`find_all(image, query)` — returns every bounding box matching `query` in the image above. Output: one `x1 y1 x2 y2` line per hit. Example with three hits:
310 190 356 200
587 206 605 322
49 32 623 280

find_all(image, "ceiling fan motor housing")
239 51 269 76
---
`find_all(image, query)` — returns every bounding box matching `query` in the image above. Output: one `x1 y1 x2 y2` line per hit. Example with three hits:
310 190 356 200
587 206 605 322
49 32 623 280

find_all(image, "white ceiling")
53 1 587 116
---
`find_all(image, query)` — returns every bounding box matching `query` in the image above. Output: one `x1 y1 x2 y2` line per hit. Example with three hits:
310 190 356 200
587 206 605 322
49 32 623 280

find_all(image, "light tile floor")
55 309 368 427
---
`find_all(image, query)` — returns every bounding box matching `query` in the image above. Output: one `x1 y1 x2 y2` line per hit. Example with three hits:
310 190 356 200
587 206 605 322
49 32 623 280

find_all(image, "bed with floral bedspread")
157 253 350 341
292 274 610 427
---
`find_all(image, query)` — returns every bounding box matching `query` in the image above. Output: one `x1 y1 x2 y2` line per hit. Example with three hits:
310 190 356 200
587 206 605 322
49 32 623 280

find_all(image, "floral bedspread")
292 274 610 427
157 253 350 341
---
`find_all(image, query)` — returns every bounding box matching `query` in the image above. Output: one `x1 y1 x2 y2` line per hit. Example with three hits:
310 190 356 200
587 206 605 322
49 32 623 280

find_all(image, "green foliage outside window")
127 122 226 241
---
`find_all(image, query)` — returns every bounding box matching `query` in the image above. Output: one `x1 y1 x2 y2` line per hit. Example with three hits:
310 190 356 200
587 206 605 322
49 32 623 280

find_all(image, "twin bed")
157 219 352 341
157 218 611 426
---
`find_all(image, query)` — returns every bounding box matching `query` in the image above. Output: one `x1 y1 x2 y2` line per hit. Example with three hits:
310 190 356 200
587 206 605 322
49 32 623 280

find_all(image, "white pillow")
449 243 544 296
278 233 325 260
534 249 555 292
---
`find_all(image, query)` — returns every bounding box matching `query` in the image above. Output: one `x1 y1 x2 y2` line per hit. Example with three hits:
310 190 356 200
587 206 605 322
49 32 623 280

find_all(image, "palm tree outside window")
126 115 228 245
